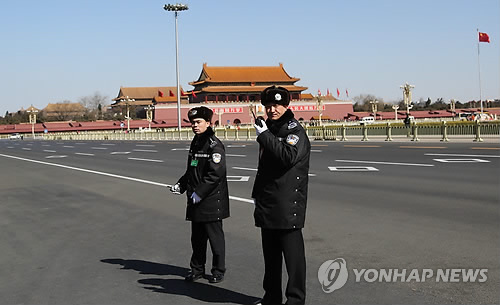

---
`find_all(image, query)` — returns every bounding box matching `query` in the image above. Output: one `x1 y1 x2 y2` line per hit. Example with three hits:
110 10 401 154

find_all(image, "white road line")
63 146 74 148
42 144 51 147
45 155 67 159
227 176 250 182
22 148 31 151
329 166 379 172
128 157 163 163
110 151 131 155
425 153 500 158
75 152 95 156
133 149 158 153
43 150 56 153
171 148 190 151
433 158 490 163
0 153 254 204
75 143 86 145
311 150 323 153
91 147 108 150
335 159 434 167
227 154 247 157
233 167 257 171
227 145 247 148
101 143 115 146
136 144 155 147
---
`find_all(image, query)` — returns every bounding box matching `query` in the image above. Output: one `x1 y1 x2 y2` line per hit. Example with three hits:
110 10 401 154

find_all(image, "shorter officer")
170 106 230 284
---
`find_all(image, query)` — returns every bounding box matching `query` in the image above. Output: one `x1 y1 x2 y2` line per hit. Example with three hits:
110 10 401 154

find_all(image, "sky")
1 0 499 115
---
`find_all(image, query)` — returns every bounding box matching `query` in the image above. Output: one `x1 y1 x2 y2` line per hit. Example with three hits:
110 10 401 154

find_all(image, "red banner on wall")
212 107 244 114
289 105 325 111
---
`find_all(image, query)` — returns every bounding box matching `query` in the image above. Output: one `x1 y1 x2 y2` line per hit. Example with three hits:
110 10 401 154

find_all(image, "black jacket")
177 127 230 222
251 110 311 229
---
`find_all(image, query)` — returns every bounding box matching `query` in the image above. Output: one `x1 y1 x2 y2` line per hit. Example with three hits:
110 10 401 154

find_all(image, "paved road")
0 138 499 304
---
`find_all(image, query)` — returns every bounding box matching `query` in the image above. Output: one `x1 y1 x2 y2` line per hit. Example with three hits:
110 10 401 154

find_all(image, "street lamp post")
392 105 399 120
26 107 38 139
316 95 323 126
146 105 154 130
120 96 135 132
400 82 415 115
370 100 378 120
164 3 188 135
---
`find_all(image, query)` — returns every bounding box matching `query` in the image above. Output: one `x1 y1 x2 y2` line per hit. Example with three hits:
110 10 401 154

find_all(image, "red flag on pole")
337 88 340 97
169 90 175 97
326 88 330 96
479 32 490 43
318 89 322 96
158 90 164 97
346 89 349 97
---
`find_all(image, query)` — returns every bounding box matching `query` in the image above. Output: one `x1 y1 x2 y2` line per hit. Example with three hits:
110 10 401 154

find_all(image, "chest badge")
286 134 300 146
212 153 222 164
288 121 297 129
190 159 199 167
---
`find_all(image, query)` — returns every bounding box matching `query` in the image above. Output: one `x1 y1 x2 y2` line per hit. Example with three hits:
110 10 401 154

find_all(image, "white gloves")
170 183 182 195
190 192 202 204
254 119 268 136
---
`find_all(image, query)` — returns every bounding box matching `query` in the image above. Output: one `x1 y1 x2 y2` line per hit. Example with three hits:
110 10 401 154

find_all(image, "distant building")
42 103 86 120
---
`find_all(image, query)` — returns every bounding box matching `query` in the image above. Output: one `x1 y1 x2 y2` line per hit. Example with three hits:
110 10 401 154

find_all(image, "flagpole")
477 28 483 114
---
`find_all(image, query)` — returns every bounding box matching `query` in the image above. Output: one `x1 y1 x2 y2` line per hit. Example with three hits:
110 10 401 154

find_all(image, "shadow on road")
101 258 259 304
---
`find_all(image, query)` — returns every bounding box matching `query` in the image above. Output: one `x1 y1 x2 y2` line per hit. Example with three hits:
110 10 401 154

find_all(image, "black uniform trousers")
261 228 306 305
190 220 226 276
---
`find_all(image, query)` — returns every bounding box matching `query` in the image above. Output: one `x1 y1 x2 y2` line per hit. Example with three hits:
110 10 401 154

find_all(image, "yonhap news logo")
318 258 349 293
318 258 488 293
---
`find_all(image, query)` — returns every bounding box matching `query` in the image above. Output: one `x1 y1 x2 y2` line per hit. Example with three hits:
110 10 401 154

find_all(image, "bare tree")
79 92 108 120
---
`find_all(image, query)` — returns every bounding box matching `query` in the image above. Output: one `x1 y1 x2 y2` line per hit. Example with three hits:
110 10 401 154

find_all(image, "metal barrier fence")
12 120 499 142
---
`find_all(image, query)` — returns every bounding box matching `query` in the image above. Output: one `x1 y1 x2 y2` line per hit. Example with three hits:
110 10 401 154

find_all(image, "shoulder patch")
212 153 222 164
288 121 298 129
286 134 300 146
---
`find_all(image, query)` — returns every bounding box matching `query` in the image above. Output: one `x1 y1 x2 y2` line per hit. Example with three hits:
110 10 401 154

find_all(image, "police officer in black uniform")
252 86 311 305
170 106 230 284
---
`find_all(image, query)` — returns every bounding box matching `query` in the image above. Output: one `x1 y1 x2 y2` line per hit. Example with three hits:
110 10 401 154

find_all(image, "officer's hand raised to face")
254 119 268 136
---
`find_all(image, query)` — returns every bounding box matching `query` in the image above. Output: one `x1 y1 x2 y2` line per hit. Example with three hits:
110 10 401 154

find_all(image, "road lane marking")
22 148 31 151
133 149 158 153
100 143 115 146
75 152 95 156
335 159 434 167
311 150 322 153
227 176 250 182
128 157 163 163
227 154 247 157
43 150 56 153
433 158 490 163
45 155 67 159
91 147 108 150
171 148 189 151
425 153 500 158
470 147 500 150
110 151 131 155
63 146 75 148
136 144 155 147
400 146 447 149
0 153 254 205
227 145 247 148
233 167 257 171
329 166 379 172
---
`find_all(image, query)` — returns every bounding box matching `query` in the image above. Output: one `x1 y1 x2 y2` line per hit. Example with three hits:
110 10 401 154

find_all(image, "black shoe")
207 273 224 284
185 272 204 282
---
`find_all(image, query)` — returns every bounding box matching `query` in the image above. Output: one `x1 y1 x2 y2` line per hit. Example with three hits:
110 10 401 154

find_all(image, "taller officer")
170 106 229 284
252 85 311 305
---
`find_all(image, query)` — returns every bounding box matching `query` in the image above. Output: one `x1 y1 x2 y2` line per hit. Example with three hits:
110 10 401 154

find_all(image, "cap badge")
275 93 282 101
190 109 197 115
